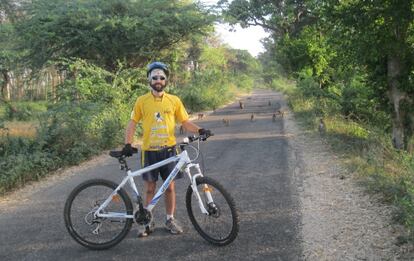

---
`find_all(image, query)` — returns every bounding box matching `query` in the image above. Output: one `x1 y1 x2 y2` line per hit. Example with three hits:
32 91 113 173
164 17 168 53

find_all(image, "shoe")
138 221 155 238
165 218 183 234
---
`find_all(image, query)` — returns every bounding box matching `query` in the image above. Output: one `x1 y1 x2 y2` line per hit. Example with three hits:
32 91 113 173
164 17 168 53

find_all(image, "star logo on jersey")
154 112 164 122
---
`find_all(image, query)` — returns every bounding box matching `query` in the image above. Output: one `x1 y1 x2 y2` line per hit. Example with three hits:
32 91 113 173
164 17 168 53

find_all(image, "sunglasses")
151 76 166 81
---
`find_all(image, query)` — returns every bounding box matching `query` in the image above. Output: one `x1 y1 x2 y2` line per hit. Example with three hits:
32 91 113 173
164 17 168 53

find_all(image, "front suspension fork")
186 164 213 215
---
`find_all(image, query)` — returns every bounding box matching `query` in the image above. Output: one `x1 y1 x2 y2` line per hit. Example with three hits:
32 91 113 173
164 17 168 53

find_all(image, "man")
122 61 211 237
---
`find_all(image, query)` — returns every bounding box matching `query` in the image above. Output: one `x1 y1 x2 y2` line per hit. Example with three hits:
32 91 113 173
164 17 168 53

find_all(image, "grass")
2 121 38 138
0 101 48 121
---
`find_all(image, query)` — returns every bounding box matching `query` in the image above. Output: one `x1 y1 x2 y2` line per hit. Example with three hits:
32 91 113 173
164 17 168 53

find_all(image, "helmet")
147 62 169 78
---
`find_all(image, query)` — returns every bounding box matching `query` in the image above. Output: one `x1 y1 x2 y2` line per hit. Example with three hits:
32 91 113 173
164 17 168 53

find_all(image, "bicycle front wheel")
186 177 239 246
64 179 133 250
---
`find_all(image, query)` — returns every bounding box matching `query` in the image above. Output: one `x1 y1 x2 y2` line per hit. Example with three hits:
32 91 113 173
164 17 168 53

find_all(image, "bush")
4 101 48 121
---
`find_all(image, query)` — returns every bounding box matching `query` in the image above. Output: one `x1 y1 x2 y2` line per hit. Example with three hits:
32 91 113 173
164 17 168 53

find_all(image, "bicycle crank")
134 208 152 225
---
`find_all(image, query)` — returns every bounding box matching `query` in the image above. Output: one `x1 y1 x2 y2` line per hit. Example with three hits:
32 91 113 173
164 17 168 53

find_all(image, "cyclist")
122 61 211 237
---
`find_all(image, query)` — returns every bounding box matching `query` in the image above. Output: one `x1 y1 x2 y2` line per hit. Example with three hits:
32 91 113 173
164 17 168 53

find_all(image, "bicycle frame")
95 148 211 220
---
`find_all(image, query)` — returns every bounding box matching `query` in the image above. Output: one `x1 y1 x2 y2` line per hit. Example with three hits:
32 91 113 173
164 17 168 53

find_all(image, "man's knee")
145 182 157 195
165 182 175 194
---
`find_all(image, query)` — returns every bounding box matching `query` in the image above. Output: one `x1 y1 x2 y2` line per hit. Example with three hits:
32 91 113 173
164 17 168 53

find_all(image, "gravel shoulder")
283 101 413 260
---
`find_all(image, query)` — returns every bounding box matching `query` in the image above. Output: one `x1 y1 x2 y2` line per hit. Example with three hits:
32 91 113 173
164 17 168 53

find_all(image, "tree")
0 0 22 100
221 0 414 150
326 0 414 149
219 0 317 37
17 0 214 72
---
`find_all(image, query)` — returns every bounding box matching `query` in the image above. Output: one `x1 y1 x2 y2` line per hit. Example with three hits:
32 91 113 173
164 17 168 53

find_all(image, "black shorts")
141 146 183 182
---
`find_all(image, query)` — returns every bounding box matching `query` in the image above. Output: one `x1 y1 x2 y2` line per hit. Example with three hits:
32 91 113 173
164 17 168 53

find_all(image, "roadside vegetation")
220 0 414 241
0 0 260 194
273 78 414 242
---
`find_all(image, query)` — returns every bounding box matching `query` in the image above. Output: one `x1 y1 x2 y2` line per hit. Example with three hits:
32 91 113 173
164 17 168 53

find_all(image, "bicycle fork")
186 163 214 215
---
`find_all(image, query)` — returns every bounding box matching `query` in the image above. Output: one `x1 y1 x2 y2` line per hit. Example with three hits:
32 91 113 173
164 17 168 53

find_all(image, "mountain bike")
63 134 239 250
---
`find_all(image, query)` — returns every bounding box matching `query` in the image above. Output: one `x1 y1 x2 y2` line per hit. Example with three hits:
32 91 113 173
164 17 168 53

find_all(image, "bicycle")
63 133 239 250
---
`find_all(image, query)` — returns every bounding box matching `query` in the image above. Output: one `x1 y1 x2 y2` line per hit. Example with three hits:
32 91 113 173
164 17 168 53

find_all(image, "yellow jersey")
130 92 189 151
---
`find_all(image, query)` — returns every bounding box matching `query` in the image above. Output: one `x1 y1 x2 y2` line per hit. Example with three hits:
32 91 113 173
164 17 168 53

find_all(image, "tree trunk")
387 54 406 149
1 70 11 101
407 113 414 154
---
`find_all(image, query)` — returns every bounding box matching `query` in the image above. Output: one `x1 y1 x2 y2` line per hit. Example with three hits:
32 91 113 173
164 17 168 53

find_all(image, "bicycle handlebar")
181 132 214 144
109 133 214 159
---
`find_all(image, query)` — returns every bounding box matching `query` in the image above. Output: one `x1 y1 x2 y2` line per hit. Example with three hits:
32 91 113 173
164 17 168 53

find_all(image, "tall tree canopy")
325 0 414 149
17 0 214 71
221 0 414 150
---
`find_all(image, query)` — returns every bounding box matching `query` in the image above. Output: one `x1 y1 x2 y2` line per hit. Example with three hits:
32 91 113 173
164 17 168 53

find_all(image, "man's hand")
198 128 213 139
122 144 134 156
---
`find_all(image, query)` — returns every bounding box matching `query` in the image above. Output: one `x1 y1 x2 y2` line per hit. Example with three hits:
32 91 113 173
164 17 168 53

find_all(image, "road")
0 89 303 260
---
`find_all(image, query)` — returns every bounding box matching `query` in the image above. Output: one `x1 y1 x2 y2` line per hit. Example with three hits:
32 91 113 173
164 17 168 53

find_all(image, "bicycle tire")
64 179 133 250
186 177 239 246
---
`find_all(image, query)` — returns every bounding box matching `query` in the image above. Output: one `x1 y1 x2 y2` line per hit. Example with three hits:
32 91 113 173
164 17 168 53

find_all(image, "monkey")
239 100 244 109
222 118 230 126
318 118 326 135
274 110 285 118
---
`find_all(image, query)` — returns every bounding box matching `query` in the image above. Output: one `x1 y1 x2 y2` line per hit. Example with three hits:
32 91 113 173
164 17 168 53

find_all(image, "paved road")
0 89 303 260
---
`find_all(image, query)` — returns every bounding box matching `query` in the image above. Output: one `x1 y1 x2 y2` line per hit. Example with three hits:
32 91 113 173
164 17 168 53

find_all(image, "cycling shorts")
141 146 183 182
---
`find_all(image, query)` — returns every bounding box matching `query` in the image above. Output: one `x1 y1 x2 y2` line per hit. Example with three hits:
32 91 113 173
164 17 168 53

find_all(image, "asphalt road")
0 89 303 261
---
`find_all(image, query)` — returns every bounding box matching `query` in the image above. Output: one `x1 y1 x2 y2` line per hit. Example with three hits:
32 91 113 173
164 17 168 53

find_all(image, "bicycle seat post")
119 157 130 171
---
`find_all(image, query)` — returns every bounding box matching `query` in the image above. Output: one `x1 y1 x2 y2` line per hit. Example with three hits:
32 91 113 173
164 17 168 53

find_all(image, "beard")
150 82 167 93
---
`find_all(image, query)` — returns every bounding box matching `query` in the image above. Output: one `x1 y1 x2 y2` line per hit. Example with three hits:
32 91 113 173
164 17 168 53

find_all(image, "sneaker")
165 218 183 234
138 221 155 238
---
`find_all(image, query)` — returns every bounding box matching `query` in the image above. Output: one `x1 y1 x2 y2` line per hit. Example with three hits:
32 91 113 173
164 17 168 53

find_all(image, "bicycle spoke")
64 179 133 250
186 177 239 245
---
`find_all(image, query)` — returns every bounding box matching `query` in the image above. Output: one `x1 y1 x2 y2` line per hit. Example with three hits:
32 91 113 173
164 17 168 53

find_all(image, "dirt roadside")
283 100 413 260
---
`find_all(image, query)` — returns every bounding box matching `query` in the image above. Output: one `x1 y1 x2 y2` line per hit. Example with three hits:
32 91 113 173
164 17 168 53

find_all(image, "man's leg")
164 181 183 234
165 181 176 215
138 180 156 238
145 181 157 206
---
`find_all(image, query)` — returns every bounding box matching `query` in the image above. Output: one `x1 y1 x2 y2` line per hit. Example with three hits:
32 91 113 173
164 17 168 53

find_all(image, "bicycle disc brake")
207 202 220 218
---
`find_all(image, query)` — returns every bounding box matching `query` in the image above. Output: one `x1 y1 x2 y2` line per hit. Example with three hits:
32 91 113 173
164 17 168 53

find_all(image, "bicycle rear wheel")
186 177 239 246
64 179 133 250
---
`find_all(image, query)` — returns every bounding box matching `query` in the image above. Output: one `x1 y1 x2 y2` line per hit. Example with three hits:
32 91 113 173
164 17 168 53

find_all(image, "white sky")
200 0 269 57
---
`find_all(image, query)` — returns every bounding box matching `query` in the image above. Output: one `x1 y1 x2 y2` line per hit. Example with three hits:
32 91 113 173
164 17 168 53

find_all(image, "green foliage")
37 102 102 164
1 101 48 121
284 77 414 240
0 0 263 196
0 59 137 193
220 0 414 238
0 136 55 194
177 71 233 112
17 0 214 71
175 44 257 111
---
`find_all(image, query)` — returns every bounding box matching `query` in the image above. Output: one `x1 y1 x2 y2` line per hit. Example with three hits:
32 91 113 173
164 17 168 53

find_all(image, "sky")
200 0 269 57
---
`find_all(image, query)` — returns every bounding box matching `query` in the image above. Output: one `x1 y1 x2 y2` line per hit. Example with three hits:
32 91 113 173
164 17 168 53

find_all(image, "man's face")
149 69 167 92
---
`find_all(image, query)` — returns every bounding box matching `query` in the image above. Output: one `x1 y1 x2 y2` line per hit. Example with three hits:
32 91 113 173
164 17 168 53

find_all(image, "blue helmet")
147 62 169 78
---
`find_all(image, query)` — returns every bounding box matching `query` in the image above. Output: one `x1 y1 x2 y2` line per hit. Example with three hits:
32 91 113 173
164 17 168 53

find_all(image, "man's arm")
125 120 137 144
181 120 201 134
